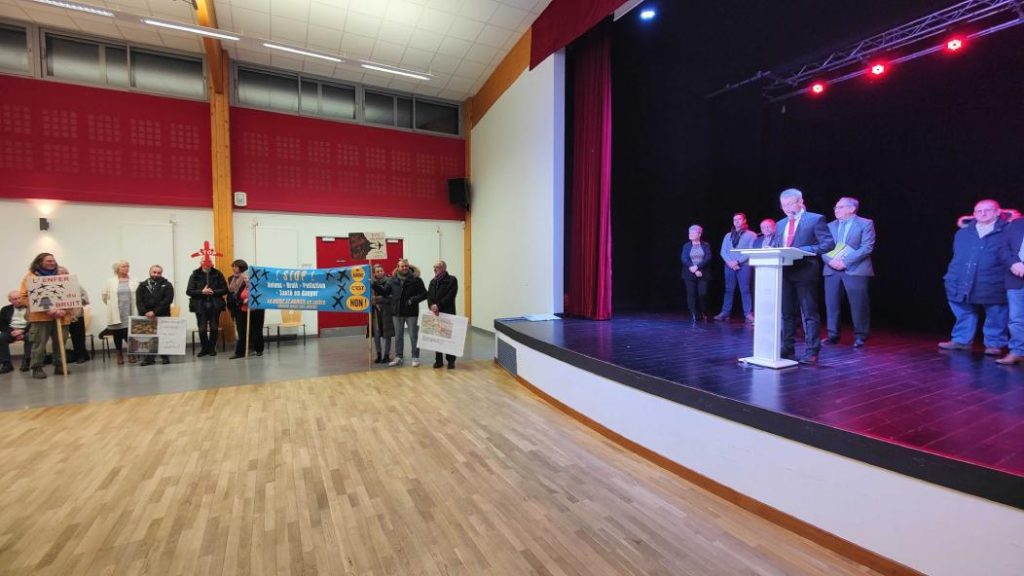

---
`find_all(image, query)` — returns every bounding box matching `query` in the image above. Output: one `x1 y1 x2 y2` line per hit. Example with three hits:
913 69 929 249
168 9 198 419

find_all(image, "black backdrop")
605 1 1024 332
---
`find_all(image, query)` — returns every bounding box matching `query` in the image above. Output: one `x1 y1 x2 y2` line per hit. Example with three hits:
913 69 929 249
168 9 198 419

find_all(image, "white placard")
417 311 469 357
348 232 388 260
27 274 82 312
128 316 187 356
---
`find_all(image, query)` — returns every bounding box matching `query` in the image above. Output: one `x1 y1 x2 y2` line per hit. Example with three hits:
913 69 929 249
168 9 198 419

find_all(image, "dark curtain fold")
566 23 613 320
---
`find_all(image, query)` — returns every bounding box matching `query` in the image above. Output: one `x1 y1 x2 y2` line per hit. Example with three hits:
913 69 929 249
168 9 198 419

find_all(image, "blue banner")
248 265 371 313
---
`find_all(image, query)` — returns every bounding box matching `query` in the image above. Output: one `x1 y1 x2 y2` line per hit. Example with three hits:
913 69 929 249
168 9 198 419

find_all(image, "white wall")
0 199 464 334
502 333 1024 576
470 53 565 331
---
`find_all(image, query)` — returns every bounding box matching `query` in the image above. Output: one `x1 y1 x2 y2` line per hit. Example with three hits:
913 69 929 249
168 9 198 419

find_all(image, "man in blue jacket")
939 199 1008 355
997 215 1024 365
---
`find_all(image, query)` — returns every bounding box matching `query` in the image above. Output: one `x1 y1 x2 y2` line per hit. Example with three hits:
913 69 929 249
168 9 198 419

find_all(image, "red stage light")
810 82 825 95
946 38 964 51
870 63 886 76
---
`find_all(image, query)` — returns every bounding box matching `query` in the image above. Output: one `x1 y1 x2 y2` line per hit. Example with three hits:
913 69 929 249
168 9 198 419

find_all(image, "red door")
315 237 404 334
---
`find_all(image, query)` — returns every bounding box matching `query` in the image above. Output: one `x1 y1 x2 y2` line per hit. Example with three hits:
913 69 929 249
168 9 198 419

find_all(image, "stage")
494 313 1024 575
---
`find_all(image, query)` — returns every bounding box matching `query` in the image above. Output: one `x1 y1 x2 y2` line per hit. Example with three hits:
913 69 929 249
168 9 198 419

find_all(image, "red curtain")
530 0 625 69
566 23 613 320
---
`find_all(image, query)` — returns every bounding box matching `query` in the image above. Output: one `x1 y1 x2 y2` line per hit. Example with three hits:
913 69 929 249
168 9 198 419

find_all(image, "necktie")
785 218 798 247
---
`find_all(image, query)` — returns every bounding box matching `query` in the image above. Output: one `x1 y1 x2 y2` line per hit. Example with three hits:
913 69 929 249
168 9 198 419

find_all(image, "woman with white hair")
101 260 136 365
681 225 713 323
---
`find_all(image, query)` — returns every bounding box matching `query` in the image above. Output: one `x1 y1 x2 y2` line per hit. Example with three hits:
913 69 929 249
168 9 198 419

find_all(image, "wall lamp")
40 217 50 231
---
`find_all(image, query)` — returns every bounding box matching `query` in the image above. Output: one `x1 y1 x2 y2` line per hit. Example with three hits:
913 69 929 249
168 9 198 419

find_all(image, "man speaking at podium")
768 189 835 364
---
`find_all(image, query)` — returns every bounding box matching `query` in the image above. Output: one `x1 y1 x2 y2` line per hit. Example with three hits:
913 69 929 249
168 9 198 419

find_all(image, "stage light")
946 37 964 51
810 82 826 95
869 63 887 76
639 9 656 20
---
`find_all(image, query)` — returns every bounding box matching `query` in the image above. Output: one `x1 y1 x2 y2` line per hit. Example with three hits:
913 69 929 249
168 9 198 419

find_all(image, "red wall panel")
0 75 212 207
231 107 466 221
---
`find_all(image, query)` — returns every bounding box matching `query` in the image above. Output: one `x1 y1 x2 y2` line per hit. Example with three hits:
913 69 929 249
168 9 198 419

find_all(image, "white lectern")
736 247 814 369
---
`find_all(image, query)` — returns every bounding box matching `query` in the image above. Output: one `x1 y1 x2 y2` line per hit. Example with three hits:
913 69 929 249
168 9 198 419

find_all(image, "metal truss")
708 0 1024 101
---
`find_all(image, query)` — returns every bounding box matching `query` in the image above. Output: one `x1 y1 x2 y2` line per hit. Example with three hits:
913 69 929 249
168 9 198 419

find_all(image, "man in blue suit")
822 197 875 348
769 188 835 364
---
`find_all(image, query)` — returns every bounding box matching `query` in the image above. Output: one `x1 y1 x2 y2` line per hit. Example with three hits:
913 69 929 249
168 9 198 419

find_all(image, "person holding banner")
136 264 175 365
101 260 137 366
227 260 264 359
19 253 72 379
427 260 459 369
388 259 427 367
370 264 395 364
186 258 228 357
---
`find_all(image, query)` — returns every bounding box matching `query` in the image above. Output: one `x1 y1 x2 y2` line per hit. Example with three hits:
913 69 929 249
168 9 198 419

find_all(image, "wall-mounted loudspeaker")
447 178 469 209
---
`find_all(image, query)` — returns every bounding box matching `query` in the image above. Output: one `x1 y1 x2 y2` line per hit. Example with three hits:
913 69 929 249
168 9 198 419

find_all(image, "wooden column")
462 98 473 322
197 0 235 339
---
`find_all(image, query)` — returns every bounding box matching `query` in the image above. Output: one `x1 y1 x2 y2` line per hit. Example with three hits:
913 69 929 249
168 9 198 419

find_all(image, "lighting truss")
708 0 1024 101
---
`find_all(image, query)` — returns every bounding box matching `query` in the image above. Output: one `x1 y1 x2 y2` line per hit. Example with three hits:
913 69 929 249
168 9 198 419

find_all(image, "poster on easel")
128 316 187 355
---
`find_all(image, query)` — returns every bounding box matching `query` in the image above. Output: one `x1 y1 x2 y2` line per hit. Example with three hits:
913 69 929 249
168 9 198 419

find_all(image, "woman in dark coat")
681 224 713 323
370 264 396 363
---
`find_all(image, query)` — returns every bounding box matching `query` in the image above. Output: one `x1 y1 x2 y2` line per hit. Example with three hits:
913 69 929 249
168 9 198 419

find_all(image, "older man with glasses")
939 199 1009 355
822 197 876 348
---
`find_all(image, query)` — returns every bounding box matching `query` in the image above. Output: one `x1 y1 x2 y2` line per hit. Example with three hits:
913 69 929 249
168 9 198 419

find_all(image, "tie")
785 218 798 247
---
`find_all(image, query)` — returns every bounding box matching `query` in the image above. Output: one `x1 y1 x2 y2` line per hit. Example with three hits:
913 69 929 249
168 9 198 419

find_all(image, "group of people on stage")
681 188 875 364
370 258 459 370
0 253 461 379
682 190 1024 368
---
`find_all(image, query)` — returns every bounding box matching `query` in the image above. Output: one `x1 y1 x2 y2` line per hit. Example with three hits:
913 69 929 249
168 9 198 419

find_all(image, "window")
132 50 204 99
397 96 413 129
415 99 460 135
321 84 355 120
237 67 298 113
42 32 206 99
0 24 29 74
364 91 395 126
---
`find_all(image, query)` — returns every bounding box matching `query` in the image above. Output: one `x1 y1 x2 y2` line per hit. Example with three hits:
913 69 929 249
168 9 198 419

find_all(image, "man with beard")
137 264 175 365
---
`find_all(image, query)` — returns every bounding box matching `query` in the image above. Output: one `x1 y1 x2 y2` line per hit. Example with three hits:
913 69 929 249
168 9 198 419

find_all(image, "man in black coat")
186 260 228 357
136 264 175 365
997 216 1024 365
427 260 459 369
0 290 31 374
387 259 427 367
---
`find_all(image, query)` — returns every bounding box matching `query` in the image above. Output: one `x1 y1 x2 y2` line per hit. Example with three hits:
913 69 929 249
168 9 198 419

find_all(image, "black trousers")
434 351 456 365
67 316 89 361
195 309 220 352
825 273 871 340
683 277 709 317
233 309 265 355
0 331 30 364
781 261 823 355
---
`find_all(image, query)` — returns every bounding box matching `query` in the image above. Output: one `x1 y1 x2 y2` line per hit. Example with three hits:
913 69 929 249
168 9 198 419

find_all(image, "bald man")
1 290 31 373
939 199 1009 354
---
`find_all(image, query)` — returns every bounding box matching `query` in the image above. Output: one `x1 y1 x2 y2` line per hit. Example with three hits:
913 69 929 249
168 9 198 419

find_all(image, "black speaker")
447 178 469 208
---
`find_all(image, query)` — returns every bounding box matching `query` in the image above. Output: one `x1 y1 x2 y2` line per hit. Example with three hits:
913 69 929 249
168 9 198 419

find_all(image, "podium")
736 247 814 369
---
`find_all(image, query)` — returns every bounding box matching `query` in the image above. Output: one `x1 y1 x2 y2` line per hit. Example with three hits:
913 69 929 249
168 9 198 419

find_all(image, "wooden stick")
56 317 68 376
245 307 251 359
368 260 374 370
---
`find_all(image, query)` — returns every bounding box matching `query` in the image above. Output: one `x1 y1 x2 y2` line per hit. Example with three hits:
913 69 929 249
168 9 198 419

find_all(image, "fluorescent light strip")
29 0 113 17
263 43 342 63
142 19 240 41
360 64 430 81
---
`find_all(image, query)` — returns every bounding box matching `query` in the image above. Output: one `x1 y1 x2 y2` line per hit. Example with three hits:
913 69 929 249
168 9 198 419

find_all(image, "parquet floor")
0 361 880 575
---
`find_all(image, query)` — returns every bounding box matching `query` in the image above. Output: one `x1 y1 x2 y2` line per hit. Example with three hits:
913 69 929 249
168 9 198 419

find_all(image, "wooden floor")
0 361 880 576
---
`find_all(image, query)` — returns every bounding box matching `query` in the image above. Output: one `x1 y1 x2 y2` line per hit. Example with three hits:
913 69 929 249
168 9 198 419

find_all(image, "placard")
417 311 469 357
27 274 82 313
348 232 388 260
128 316 187 355
248 265 372 312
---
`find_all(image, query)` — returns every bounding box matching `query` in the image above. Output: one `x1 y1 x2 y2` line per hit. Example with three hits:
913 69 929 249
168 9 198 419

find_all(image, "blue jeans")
393 315 419 359
948 300 1008 348
721 264 752 315
1007 289 1024 355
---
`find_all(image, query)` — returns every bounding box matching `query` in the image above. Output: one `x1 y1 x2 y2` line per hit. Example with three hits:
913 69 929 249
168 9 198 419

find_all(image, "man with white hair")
769 188 835 364
427 260 459 369
0 290 31 374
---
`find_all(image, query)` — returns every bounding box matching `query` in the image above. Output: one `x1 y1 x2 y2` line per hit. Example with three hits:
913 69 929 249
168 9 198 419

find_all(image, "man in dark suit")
769 188 835 364
0 290 31 374
753 219 777 248
822 197 875 348
997 216 1024 365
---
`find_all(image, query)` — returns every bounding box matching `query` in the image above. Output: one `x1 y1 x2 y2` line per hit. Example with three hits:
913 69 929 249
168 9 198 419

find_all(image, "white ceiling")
0 0 552 102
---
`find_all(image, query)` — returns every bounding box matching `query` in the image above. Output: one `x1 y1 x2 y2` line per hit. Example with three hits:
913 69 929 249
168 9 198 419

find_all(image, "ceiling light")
639 9 656 20
263 43 342 63
28 0 114 17
142 19 240 41
360 64 430 81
